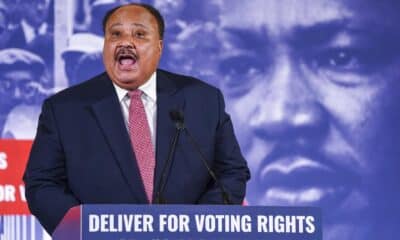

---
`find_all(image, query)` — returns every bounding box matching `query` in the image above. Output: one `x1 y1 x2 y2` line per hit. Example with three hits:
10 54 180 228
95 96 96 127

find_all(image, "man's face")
0 70 36 111
218 0 400 235
103 5 162 90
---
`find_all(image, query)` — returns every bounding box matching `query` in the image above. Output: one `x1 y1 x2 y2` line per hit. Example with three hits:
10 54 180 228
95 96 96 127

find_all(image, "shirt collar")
20 20 35 43
112 71 157 103
21 19 48 43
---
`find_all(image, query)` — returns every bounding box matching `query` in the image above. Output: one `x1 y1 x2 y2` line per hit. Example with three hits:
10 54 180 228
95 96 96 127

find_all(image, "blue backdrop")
0 0 399 240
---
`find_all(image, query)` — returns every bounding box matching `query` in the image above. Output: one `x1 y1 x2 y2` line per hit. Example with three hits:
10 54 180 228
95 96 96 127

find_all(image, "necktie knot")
128 89 142 99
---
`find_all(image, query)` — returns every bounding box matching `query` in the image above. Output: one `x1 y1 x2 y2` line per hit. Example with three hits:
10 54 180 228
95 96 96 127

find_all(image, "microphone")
154 111 183 204
169 110 185 130
170 110 232 205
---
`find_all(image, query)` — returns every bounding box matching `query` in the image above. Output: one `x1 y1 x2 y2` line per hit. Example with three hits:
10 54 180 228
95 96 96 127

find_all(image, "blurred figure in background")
27 33 54 86
73 51 104 84
7 0 52 49
88 0 120 35
154 0 221 84
216 0 400 239
0 48 50 138
0 0 54 80
2 104 42 139
61 32 103 86
0 1 11 49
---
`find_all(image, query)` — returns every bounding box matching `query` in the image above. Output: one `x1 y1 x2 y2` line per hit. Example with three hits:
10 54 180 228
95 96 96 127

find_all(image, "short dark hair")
102 3 165 40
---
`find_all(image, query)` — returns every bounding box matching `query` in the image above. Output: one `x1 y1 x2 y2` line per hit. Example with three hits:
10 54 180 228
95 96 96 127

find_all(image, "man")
216 0 400 239
0 48 49 136
73 51 104 85
61 33 104 86
23 3 250 235
7 0 52 49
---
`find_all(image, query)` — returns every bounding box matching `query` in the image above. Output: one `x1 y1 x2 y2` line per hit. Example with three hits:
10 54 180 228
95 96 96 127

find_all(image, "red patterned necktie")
128 89 155 203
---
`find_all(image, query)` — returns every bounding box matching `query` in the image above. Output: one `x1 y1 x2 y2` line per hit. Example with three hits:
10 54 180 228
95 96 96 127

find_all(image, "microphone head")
169 110 185 129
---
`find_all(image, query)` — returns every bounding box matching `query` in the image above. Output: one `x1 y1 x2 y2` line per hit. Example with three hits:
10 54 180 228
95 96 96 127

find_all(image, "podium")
52 205 321 240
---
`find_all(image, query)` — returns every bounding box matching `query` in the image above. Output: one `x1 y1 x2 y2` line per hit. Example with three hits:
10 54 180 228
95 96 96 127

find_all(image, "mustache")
114 46 138 60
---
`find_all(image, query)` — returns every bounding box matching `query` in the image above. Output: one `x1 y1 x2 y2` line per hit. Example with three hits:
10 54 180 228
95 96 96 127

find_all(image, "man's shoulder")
158 69 219 94
47 72 110 104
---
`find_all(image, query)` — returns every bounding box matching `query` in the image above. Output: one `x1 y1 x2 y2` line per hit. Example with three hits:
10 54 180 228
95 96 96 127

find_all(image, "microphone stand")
156 110 232 205
154 115 183 204
182 128 232 205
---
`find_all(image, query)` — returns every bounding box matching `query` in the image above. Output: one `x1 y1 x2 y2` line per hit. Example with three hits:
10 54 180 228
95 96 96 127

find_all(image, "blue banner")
81 205 321 240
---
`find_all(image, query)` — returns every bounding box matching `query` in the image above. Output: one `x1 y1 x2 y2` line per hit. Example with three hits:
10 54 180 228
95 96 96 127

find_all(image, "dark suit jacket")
23 69 250 234
8 25 28 49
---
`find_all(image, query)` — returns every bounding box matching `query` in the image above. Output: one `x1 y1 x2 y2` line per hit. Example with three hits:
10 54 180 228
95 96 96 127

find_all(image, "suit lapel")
88 74 148 203
154 70 185 201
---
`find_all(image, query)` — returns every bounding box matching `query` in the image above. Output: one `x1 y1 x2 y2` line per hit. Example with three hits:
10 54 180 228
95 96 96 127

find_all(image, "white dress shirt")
112 72 157 148
20 20 48 43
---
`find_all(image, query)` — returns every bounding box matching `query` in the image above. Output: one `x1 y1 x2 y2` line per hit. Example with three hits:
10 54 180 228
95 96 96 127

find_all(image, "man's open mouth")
115 48 138 70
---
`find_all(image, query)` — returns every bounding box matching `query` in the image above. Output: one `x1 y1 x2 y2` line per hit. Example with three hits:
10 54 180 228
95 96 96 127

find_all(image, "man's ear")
158 40 163 53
